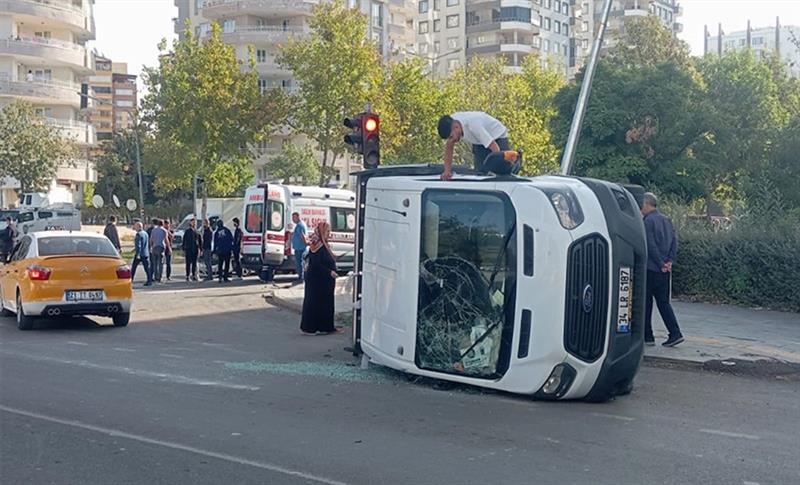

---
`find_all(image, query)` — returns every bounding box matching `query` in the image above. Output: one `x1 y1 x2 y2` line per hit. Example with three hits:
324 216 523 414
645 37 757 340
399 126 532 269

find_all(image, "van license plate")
66 290 104 302
617 267 632 333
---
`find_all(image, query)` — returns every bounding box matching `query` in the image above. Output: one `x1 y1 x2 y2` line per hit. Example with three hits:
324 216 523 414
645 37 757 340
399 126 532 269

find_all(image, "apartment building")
707 20 800 76
0 0 98 206
174 0 416 185
88 55 137 145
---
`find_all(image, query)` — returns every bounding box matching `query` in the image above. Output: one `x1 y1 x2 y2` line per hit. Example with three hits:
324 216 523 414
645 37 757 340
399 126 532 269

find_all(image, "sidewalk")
268 282 800 365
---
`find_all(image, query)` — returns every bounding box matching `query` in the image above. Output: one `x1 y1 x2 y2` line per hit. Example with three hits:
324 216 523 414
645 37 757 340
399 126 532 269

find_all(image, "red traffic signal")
364 115 378 133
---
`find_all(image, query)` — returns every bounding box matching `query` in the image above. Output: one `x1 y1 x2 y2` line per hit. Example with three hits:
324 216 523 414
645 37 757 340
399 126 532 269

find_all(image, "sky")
90 0 800 93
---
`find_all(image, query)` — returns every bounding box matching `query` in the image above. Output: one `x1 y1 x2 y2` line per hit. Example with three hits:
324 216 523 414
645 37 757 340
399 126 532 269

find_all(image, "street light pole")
560 0 613 176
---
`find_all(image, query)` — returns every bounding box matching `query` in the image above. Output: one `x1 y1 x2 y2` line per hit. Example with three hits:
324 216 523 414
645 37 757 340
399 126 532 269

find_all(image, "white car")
352 165 647 402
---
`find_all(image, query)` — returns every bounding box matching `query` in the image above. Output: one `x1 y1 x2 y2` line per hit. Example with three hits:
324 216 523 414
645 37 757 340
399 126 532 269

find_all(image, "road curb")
264 291 351 320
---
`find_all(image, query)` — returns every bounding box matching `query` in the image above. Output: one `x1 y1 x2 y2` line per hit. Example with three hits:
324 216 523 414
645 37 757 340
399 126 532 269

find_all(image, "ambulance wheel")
259 268 275 282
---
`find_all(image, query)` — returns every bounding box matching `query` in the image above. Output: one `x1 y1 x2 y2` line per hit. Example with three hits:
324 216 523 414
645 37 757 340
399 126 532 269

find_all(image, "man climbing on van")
438 111 510 181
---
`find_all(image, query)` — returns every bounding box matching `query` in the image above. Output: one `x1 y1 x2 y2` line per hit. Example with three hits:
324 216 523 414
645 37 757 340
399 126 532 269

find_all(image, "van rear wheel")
112 312 130 327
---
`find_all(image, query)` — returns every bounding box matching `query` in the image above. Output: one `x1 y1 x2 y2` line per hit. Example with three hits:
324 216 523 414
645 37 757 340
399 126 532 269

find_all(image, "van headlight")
541 188 584 230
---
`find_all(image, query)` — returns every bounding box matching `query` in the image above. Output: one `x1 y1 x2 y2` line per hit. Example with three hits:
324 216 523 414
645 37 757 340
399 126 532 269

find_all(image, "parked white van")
241 183 356 280
15 205 81 238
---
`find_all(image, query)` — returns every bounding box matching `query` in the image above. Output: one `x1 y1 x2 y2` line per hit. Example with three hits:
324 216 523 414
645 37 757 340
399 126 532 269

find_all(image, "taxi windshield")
38 237 119 257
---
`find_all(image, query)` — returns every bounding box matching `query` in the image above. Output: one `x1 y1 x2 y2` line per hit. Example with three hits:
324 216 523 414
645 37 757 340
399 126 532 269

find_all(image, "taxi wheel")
16 293 34 331
0 294 12 317
112 312 130 327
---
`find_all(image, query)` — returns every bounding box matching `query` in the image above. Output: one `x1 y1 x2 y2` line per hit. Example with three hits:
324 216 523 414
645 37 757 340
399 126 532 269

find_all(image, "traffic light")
344 112 380 168
362 113 380 169
344 115 363 152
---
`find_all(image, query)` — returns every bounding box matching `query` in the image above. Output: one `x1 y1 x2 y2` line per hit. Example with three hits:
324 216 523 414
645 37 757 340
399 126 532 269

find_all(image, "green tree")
278 0 382 185
373 58 458 165
607 15 692 69
142 23 285 218
446 55 563 175
94 132 149 208
263 143 321 185
0 100 76 192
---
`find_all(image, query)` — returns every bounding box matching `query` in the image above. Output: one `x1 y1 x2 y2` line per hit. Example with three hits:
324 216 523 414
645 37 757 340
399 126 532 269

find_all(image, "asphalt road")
1 280 798 485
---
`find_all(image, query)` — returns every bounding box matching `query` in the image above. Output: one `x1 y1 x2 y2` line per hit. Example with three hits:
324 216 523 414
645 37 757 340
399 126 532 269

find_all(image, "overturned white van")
352 165 647 401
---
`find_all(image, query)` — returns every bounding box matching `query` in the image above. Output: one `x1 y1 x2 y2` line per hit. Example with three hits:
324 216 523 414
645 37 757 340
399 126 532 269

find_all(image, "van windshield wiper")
459 220 516 362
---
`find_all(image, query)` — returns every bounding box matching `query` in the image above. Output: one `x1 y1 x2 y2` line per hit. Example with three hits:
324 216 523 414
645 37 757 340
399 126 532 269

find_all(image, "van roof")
28 231 103 240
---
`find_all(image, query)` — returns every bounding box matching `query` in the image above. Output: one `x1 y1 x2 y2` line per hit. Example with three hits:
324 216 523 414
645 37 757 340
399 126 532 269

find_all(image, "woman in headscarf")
300 221 341 335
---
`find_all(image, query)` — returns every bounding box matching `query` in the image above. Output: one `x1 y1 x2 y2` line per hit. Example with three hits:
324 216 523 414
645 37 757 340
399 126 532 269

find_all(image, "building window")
256 49 267 63
223 19 235 33
582 38 589 49
115 100 134 108
200 23 210 36
434 19 441 32
372 3 383 28
434 41 440 53
554 21 561 34
419 0 428 14
195 0 204 14
543 39 550 51
562 3 568 15
419 21 429 34
476 35 486 45
499 7 532 23
447 37 459 49
115 88 134 96
562 44 568 56
448 59 460 70
446 0 459 6
563 23 568 36
434 0 440 10
554 0 561 12
582 20 589 32
93 86 111 94
543 17 551 30
544 0 551 9
419 42 430 54
446 14 459 28
553 42 559 54
753 37 764 46
258 79 268 94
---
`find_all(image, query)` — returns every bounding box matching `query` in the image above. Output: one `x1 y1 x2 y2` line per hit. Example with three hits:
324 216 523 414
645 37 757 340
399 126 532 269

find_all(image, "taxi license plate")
66 290 104 302
617 266 632 333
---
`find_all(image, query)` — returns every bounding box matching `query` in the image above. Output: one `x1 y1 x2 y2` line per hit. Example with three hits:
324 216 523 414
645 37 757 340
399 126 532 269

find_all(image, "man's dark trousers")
232 248 242 277
645 270 683 340
131 256 152 284
472 137 509 172
217 251 231 281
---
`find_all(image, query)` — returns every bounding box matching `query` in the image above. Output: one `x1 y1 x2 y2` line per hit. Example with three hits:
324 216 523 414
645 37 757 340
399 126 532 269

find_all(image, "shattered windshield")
416 190 517 379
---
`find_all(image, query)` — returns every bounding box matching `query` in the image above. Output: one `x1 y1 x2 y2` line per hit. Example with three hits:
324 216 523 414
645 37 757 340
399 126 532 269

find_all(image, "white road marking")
112 348 136 353
159 354 184 359
0 405 349 485
699 428 760 440
743 481 761 485
590 412 635 422
0 351 259 391
67 341 88 346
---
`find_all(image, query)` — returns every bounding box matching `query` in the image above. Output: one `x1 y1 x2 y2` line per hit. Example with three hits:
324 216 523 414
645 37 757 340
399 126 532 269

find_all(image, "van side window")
267 201 284 231
38 211 53 219
17 212 34 223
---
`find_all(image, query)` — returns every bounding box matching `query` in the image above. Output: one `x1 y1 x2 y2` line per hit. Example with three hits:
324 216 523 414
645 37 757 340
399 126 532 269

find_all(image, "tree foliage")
142 23 285 207
263 143 321 185
0 100 76 192
373 59 457 165
277 0 382 185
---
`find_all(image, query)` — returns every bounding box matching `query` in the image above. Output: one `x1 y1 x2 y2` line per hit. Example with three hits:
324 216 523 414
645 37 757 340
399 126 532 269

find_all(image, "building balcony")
673 21 683 33
0 37 91 71
466 18 538 34
56 159 96 184
202 0 319 19
207 25 309 45
674 3 683 16
0 78 81 106
44 118 96 146
500 43 533 54
0 0 95 39
254 61 291 76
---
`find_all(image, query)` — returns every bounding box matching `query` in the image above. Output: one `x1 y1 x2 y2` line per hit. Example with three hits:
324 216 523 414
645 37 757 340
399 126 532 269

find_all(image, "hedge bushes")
672 229 800 312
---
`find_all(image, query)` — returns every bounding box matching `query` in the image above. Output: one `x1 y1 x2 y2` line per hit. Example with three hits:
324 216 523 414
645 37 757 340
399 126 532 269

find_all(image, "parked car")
0 231 133 330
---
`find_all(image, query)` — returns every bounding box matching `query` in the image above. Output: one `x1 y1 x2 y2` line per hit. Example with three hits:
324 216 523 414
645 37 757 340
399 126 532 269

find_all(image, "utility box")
352 165 647 401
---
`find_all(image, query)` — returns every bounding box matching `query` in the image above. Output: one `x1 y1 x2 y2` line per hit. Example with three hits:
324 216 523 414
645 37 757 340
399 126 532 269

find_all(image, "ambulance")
240 183 356 280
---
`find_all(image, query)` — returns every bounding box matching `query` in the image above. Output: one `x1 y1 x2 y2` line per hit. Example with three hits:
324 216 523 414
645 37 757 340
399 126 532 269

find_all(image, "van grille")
564 234 609 362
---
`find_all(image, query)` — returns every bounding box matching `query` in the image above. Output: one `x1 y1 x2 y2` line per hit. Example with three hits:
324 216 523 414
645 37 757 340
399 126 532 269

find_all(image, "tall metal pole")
560 0 614 176
192 174 198 216
133 121 145 222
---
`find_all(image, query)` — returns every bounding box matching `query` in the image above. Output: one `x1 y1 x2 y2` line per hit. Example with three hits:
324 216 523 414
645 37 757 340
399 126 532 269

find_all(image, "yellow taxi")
0 231 133 330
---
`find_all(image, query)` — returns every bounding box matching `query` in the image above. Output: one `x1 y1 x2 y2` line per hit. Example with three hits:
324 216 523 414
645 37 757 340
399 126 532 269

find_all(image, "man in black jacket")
103 215 121 252
231 217 243 279
0 217 16 262
182 218 201 281
201 219 214 281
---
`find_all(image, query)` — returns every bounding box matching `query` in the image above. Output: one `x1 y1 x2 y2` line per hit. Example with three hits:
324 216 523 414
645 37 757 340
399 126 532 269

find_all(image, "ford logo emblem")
582 284 593 313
